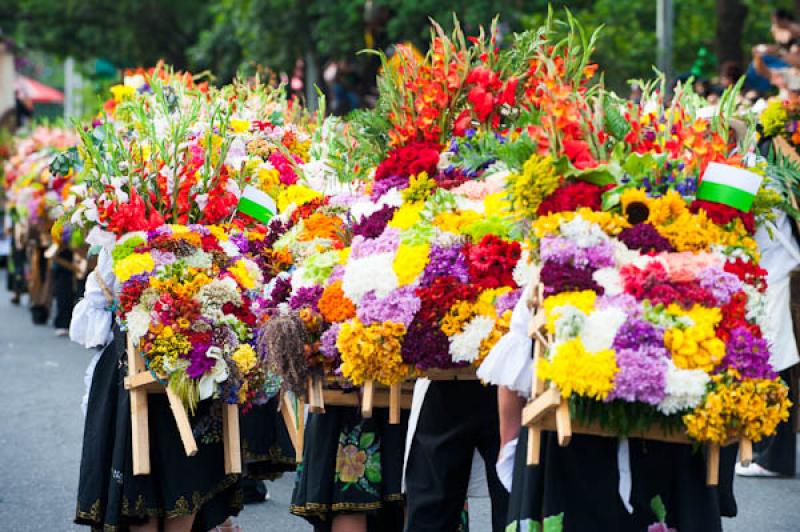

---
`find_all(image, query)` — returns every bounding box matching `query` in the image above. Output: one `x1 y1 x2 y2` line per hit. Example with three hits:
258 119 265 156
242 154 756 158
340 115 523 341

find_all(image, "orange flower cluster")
318 281 356 323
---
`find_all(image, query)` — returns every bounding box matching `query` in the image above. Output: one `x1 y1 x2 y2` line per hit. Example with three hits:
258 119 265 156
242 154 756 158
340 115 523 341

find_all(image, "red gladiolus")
563 139 598 170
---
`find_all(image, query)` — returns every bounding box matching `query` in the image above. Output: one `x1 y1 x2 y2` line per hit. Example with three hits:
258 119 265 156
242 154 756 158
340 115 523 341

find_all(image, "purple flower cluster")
187 341 215 378
288 285 324 312
370 174 409 200
356 287 421 327
496 288 523 315
618 223 674 253
402 317 458 369
541 262 604 296
264 218 290 248
267 275 292 306
352 205 397 239
698 266 743 306
320 323 342 363
350 228 401 259
613 319 663 350
606 345 669 404
419 244 470 287
230 232 250 255
596 293 642 318
539 236 615 269
720 327 776 379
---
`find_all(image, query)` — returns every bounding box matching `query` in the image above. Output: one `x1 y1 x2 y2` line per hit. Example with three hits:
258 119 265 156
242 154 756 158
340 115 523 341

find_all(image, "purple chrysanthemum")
606 345 669 404
419 244 470 287
720 326 775 379
618 223 674 253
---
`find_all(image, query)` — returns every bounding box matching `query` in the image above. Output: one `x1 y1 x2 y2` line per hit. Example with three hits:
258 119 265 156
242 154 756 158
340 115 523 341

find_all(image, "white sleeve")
70 248 117 349
477 284 533 397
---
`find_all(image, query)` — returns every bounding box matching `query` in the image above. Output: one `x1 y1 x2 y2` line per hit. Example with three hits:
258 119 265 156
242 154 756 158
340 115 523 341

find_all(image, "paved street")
0 273 798 531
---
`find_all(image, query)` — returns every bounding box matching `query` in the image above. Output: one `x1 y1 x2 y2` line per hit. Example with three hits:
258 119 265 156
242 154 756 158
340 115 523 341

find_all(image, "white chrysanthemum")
449 315 496 363
220 239 242 258
612 240 641 265
592 267 623 295
743 284 770 338
553 306 587 342
126 306 152 344
580 308 627 352
657 360 710 415
241 257 264 287
197 277 242 315
512 249 533 288
342 253 398 303
198 347 229 400
454 196 485 214
184 250 213 270
559 216 608 248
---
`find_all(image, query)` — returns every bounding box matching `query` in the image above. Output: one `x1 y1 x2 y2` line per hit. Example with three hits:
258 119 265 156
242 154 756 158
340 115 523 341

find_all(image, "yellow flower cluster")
277 185 322 213
760 99 789 138
476 309 512 366
389 202 425 230
441 301 477 336
229 118 251 134
684 371 792 443
337 320 409 385
393 244 430 286
656 210 721 252
433 210 482 234
509 154 561 221
150 270 212 300
620 189 688 226
229 259 256 289
402 172 437 203
113 252 155 283
664 304 725 372
232 344 258 374
148 327 192 375
531 208 629 239
537 339 618 400
543 290 597 334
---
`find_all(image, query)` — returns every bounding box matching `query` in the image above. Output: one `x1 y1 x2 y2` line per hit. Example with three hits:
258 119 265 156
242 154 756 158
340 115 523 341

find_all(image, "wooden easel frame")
123 336 241 476
521 284 752 486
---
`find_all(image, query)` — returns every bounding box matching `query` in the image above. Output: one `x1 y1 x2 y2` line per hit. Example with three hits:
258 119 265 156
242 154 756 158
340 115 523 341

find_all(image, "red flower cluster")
375 142 441 181
466 235 521 290
223 295 258 327
102 189 165 236
202 174 239 225
724 258 768 292
454 66 518 133
537 182 603 215
563 139 598 170
416 276 480 323
690 200 755 234
716 291 763 342
269 152 300 185
118 277 150 314
621 261 713 308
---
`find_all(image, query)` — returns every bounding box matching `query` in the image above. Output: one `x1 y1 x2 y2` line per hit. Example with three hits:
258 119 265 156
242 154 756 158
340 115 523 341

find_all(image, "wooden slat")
423 367 478 381
315 374 325 413
739 438 753 467
297 395 305 461
361 380 374 418
389 383 401 424
526 427 542 466
707 444 720 486
555 400 572 447
124 371 157 390
322 388 414 410
128 336 150 476
307 376 323 413
165 387 198 457
521 387 562 427
280 393 302 463
222 403 242 474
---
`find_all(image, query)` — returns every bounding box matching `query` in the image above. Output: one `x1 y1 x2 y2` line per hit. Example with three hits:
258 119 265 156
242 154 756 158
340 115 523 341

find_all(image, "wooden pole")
222 404 242 474
361 380 375 418
296 395 305 460
315 374 325 414
389 382 401 424
526 285 548 466
308 376 322 413
739 438 753 467
706 443 721 486
165 387 199 457
555 399 572 447
280 393 302 463
128 336 151 476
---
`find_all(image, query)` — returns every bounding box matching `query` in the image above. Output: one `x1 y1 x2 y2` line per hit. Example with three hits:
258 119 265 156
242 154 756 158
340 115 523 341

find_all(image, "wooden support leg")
739 439 753 467
165 387 199 457
128 336 151 476
706 444 720 486
297 395 305 460
280 393 302 463
361 380 374 419
526 427 542 466
315 375 325 414
389 383 401 424
555 400 572 447
222 403 242 474
308 376 322 413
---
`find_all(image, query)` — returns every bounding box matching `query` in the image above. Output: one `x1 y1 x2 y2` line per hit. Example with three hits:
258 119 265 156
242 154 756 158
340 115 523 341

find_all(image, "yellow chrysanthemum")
537 339 618 400
229 118 251 134
388 202 425 230
229 259 256 290
392 243 430 286
337 319 409 385
113 252 155 283
542 290 597 334
664 304 725 372
110 84 136 102
433 210 482 234
483 192 512 217
277 185 322 213
232 344 258 374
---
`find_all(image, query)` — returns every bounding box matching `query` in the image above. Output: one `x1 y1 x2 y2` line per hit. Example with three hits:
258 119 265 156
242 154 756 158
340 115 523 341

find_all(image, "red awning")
14 75 65 104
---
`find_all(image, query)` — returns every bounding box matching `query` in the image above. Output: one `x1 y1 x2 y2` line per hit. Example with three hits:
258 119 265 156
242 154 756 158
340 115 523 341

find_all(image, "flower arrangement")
114 224 272 413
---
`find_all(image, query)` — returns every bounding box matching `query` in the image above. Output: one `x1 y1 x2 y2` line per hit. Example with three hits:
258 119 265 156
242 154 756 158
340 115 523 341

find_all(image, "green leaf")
603 97 631 140
601 186 623 211
365 463 382 483
543 513 564 532
359 432 376 449
650 495 667 523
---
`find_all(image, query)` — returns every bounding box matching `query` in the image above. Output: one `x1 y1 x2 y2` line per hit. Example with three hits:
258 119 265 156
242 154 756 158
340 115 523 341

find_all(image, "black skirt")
75 327 242 531
240 397 296 480
506 427 724 532
290 406 408 531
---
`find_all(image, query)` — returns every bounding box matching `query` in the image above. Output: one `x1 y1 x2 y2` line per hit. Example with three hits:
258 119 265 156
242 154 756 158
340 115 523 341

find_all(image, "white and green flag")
696 162 764 212
237 185 276 223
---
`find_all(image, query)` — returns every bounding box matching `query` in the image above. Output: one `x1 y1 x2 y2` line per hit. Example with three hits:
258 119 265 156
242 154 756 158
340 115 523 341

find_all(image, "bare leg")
164 513 197 532
498 385 525 451
332 513 367 532
209 517 241 532
130 518 158 532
